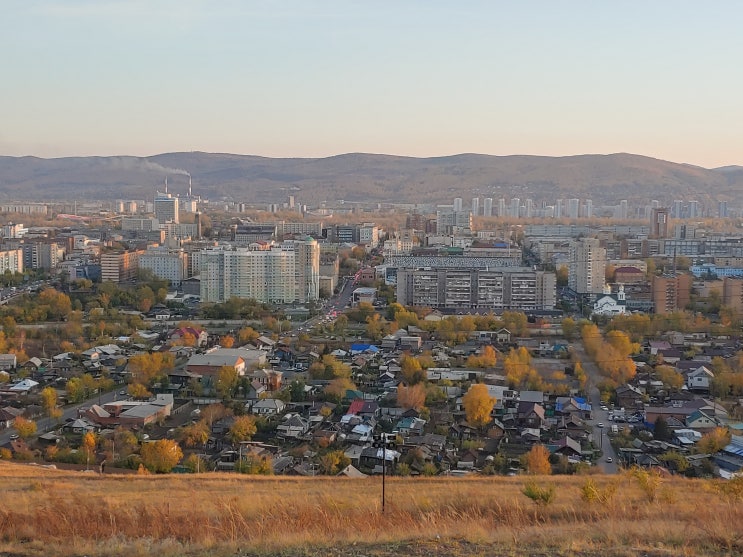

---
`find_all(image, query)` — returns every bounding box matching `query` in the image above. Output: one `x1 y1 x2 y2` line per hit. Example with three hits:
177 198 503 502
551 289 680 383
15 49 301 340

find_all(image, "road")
572 342 619 473
0 388 121 445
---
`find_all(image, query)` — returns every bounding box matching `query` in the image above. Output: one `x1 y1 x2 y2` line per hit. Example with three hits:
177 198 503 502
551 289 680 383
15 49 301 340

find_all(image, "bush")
579 478 617 504
522 480 556 506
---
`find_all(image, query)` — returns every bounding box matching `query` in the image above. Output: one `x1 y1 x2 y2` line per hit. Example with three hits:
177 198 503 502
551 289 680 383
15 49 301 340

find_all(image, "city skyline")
3 1 743 168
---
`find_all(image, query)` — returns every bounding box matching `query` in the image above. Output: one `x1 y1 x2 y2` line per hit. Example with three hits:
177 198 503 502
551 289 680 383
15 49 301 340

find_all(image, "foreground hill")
0 151 740 206
0 461 739 557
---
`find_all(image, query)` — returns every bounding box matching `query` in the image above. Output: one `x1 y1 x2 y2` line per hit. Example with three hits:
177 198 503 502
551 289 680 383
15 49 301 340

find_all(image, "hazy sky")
3 1 742 167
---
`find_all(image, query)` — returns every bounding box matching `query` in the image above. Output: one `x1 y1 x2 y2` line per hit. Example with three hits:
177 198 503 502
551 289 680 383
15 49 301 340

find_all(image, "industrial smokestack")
164 176 168 194
188 175 192 198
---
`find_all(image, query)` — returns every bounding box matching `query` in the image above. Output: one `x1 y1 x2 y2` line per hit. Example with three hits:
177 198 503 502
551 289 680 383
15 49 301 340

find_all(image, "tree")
140 439 183 473
697 427 732 454
654 365 684 390
14 416 37 439
318 450 351 475
238 326 259 344
227 415 257 444
324 377 356 402
219 335 235 348
216 366 238 399
396 383 426 410
201 403 231 427
40 386 62 420
462 384 495 428
179 421 209 448
82 431 97 469
183 453 209 473
525 444 552 475
400 355 426 385
127 382 152 399
561 317 577 341
653 416 672 441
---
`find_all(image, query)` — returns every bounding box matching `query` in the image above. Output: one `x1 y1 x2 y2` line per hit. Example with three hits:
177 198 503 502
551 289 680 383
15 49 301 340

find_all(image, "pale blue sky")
2 1 742 167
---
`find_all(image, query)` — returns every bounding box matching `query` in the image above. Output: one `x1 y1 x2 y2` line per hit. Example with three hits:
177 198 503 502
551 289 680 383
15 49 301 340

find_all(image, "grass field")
0 461 741 557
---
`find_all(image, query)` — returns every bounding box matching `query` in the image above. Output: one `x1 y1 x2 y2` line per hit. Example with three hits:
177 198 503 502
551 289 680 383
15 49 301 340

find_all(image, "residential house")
517 401 546 429
276 414 310 439
359 446 400 473
168 326 208 347
685 410 722 433
685 366 714 392
251 398 286 416
0 354 17 371
615 384 645 410
0 406 23 429
393 416 426 437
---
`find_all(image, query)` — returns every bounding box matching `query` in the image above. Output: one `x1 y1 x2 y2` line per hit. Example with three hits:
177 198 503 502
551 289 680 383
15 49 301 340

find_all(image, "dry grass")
0 462 740 557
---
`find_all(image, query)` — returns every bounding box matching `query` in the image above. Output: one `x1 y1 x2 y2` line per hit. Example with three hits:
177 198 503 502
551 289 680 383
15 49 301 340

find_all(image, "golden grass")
0 461 740 557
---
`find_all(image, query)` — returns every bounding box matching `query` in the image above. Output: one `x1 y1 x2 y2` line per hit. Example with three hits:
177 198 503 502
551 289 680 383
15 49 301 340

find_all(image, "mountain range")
0 151 741 208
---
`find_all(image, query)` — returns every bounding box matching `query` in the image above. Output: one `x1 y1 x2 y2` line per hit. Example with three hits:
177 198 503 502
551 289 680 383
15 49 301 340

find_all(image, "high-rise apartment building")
568 238 606 294
650 207 670 238
453 198 463 212
154 192 179 224
101 250 143 283
396 267 556 311
0 249 23 274
139 247 189 286
471 197 479 217
652 274 692 314
483 198 493 217
199 239 319 304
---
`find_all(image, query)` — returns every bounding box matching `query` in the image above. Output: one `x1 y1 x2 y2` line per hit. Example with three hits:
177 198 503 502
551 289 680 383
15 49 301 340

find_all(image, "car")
9 433 18 440
597 422 604 428
600 405 608 411
606 457 613 463
119 390 126 395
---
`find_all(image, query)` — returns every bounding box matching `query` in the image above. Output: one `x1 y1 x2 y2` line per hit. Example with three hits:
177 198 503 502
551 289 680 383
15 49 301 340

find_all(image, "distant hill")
0 151 741 207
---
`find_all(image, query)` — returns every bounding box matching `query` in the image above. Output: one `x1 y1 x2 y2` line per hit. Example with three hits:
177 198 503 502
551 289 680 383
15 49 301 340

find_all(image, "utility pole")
372 433 397 512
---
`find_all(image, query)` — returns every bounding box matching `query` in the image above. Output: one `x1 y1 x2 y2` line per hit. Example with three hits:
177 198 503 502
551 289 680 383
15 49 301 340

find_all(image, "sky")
2 1 742 167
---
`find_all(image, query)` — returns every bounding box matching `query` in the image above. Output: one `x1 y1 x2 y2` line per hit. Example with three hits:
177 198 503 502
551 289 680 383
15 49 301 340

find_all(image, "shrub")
580 478 617 504
522 480 556 506
631 466 663 502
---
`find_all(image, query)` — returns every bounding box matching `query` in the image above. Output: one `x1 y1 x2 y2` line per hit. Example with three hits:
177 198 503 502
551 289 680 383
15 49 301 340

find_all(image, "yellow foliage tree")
462 384 495 428
14 416 37 439
697 427 732 454
140 439 183 473
525 444 552 475
227 415 257 444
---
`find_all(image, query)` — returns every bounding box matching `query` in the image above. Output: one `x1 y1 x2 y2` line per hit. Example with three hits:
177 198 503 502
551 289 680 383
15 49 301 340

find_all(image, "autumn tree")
319 450 351 475
654 365 684 390
227 415 257 444
308 355 351 380
200 403 231 428
81 431 97 469
216 366 239 399
462 384 495 428
40 386 62 421
467 345 497 368
238 326 259 344
324 377 357 402
504 346 532 388
140 439 183 473
183 453 209 473
14 416 37 439
697 427 732 454
127 382 152 399
128 352 175 386
400 355 426 385
178 421 209 448
397 383 426 411
219 335 235 348
525 444 552 475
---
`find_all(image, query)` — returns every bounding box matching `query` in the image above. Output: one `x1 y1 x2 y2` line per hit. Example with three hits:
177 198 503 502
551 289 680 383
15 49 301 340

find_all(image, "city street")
0 388 121 445
572 342 619 473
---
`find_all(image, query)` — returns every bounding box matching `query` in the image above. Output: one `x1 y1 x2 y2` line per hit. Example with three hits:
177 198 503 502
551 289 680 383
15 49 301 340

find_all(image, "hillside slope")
0 151 740 205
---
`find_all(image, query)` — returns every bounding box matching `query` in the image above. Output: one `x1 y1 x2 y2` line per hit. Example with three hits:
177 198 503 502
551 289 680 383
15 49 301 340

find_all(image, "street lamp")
372 433 397 513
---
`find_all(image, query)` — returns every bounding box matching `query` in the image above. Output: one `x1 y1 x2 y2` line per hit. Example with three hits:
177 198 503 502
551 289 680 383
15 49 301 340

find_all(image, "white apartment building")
569 238 606 294
199 238 319 304
0 249 23 274
139 248 189 286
